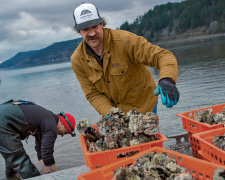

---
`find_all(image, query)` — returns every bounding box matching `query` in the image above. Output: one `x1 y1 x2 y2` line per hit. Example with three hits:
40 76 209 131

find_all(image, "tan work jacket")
71 28 178 116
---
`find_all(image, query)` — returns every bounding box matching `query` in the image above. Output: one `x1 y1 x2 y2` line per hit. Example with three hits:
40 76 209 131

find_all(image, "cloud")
0 0 182 61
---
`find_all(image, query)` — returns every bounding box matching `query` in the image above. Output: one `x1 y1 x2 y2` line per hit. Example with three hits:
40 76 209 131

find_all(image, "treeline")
120 0 225 41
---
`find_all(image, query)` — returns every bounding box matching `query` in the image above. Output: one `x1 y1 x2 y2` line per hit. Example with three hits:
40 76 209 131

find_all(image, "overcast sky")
0 0 183 62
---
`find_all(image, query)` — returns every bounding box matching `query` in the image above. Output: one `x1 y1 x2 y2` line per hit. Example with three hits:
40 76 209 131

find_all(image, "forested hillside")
120 0 225 41
0 38 82 69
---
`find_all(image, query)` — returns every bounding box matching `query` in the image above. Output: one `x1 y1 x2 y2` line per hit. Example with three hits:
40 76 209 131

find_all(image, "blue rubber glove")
153 78 180 108
105 114 110 118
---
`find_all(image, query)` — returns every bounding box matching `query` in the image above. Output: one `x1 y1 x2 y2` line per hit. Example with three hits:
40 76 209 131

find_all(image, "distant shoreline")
155 33 225 49
1 32 225 70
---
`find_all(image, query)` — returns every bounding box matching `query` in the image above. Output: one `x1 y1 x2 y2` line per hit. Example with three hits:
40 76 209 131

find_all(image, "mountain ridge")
0 38 82 69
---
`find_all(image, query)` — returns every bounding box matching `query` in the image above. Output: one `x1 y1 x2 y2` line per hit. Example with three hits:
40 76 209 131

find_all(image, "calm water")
0 39 225 179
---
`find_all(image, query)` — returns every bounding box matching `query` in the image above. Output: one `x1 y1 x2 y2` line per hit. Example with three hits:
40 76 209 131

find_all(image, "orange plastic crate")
177 103 225 134
79 124 168 169
188 132 207 159
77 147 225 180
193 127 225 166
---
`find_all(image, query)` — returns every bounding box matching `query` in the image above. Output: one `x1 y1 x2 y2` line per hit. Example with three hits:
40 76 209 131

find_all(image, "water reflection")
173 40 225 65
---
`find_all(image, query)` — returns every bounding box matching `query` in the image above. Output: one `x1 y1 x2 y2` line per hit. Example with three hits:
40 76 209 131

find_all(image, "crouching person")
0 99 76 179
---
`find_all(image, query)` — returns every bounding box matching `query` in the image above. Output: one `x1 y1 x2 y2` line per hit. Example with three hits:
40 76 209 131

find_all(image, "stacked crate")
176 103 225 158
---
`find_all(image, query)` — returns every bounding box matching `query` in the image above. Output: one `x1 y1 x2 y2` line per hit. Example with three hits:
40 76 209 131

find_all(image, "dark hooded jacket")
0 102 59 166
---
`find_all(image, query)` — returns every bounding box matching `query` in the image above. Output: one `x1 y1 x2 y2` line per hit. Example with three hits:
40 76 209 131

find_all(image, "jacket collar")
102 28 110 54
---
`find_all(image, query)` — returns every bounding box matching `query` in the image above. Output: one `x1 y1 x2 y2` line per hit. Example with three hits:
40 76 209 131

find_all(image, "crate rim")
177 114 225 128
176 103 225 117
176 103 225 128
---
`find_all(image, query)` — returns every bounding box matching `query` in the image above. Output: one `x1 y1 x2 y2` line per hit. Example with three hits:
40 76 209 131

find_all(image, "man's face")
79 24 103 50
57 121 69 137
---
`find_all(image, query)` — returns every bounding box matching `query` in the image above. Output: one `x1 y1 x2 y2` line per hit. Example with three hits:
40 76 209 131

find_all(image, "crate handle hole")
178 157 182 163
192 170 196 177
117 150 139 159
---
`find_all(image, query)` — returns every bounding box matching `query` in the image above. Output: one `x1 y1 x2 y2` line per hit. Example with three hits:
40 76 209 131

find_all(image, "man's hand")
153 78 180 108
39 160 58 174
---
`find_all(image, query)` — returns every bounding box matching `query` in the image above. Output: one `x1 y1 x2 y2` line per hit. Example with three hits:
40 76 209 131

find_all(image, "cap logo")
79 9 94 21
80 9 91 16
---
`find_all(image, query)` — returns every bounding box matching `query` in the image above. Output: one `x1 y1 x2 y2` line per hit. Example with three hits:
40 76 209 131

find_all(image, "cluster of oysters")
213 134 225 151
77 107 159 152
112 152 193 180
194 107 225 125
112 152 225 180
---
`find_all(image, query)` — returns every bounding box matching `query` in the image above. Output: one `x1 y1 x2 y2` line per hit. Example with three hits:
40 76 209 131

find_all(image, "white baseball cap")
73 3 103 31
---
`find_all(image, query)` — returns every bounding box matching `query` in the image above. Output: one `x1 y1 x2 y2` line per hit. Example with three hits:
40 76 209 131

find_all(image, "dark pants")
0 104 40 179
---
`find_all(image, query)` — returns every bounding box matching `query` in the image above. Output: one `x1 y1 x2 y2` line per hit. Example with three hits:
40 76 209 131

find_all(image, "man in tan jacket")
71 3 180 116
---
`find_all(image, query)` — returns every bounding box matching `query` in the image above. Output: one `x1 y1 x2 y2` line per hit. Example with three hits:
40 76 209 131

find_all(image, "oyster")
105 131 120 149
76 118 95 136
97 107 128 137
128 109 159 136
86 142 102 152
112 165 141 180
214 114 225 124
77 118 100 150
113 152 193 180
77 107 160 152
194 107 225 125
213 168 225 180
213 135 225 151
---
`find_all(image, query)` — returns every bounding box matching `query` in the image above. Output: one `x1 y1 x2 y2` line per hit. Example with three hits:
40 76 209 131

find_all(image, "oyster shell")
214 114 225 124
112 165 141 180
76 118 95 136
213 135 225 151
128 110 159 136
213 168 225 180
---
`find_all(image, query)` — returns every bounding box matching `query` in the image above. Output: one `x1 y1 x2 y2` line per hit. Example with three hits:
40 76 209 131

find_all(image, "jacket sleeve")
71 61 113 116
39 117 57 166
126 32 178 83
35 131 42 161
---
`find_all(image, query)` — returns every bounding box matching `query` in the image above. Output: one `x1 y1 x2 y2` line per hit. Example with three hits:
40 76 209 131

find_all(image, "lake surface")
0 38 225 179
